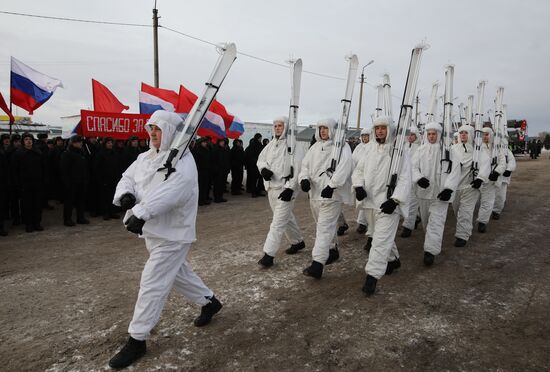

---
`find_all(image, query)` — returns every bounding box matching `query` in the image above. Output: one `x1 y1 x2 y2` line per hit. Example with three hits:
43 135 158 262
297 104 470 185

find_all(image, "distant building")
0 115 62 137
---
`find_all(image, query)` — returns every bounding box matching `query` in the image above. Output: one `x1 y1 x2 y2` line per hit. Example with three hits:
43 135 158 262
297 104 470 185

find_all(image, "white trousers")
263 189 303 257
402 188 419 230
356 208 368 226
453 187 480 241
365 211 400 279
129 237 212 340
493 183 508 214
363 208 376 237
419 199 449 256
477 182 497 224
338 211 347 226
310 199 342 264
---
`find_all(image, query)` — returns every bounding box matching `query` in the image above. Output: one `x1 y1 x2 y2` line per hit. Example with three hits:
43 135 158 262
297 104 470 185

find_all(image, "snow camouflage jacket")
257 120 304 192
299 119 353 205
351 140 412 218
113 111 198 243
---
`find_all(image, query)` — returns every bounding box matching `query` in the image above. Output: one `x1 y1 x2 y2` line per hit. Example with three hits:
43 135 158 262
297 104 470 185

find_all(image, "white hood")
145 110 185 151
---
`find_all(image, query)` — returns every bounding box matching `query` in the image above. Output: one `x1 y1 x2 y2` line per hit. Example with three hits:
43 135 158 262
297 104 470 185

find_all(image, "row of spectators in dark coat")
0 130 272 235
190 133 268 205
0 133 149 236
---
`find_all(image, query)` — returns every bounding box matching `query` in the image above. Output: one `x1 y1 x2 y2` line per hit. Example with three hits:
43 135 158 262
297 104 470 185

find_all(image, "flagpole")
153 2 160 88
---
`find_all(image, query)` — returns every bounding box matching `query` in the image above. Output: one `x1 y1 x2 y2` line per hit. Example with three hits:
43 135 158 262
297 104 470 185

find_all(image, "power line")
0 9 399 98
0 10 150 27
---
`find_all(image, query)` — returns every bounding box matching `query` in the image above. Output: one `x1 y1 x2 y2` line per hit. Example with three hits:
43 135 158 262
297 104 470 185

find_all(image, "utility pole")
357 59 374 129
153 1 160 88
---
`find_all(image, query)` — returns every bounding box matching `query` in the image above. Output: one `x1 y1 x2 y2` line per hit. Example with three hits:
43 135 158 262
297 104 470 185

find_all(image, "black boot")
491 212 500 220
363 237 373 252
356 223 367 234
64 219 76 227
400 227 412 238
385 258 401 275
108 336 146 369
337 223 349 236
415 216 421 229
0 225 7 236
477 222 487 233
423 252 435 267
362 275 377 296
258 253 274 267
194 296 223 327
454 237 467 247
285 241 305 255
325 246 339 265
303 261 323 279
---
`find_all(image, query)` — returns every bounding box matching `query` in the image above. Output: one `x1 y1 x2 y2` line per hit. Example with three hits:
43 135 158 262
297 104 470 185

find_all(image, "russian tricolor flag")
139 83 178 114
10 57 63 115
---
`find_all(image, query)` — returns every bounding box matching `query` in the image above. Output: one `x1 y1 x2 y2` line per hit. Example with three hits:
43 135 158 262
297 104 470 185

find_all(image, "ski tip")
216 42 237 55
345 53 358 63
414 40 430 51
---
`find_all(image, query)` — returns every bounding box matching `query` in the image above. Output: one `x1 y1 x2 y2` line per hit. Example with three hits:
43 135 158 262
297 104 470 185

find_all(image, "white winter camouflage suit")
299 118 353 265
113 110 213 341
352 117 411 279
411 122 460 256
352 128 370 232
452 125 491 241
256 116 304 257
476 127 507 225
493 141 516 215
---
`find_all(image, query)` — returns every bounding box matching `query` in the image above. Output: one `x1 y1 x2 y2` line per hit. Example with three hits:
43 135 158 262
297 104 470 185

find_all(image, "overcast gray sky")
1 0 549 135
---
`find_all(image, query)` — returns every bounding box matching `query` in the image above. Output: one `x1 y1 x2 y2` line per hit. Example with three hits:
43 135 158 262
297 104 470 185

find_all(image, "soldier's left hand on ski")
278 188 293 202
125 215 145 235
321 186 334 199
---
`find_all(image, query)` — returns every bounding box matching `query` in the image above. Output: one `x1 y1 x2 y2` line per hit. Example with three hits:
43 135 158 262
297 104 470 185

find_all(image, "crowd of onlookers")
528 139 544 159
0 131 277 236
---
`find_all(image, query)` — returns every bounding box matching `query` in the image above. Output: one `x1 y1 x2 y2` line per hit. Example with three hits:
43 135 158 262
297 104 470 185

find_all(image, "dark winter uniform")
230 140 245 194
245 138 263 196
192 140 213 205
0 146 9 235
94 143 121 219
60 143 90 224
211 141 231 202
11 145 46 231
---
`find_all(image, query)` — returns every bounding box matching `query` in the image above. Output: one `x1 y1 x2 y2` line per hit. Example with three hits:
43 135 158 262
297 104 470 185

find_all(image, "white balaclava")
457 124 475 145
423 121 442 144
145 110 185 151
315 118 337 142
272 116 289 139
372 115 394 144
481 126 494 145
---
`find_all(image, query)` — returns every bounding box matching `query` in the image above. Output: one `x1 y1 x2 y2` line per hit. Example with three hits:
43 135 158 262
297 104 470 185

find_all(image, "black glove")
380 199 398 214
300 179 311 192
278 188 293 202
321 186 334 199
124 215 145 235
503 170 512 177
437 188 453 201
489 171 500 181
471 178 483 189
417 177 430 189
355 187 367 201
260 168 273 181
119 193 136 210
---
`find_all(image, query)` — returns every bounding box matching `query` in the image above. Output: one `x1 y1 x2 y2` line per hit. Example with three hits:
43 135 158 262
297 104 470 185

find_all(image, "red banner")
80 110 151 139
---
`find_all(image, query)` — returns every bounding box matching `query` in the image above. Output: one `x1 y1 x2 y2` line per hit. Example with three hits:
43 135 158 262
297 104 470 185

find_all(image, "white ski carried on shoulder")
441 65 454 174
471 80 487 179
324 54 358 178
283 58 303 182
386 43 429 198
160 42 237 180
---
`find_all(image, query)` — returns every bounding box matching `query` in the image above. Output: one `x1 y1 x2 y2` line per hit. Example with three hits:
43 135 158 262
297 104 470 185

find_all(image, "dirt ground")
1 155 549 371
